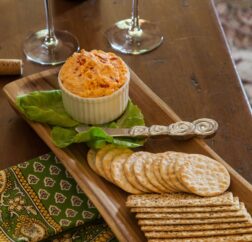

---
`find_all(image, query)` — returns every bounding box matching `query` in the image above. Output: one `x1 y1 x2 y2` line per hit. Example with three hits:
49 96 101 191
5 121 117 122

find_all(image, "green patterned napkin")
0 153 117 242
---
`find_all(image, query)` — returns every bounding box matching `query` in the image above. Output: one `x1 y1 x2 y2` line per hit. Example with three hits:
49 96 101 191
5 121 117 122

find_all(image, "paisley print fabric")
0 153 117 242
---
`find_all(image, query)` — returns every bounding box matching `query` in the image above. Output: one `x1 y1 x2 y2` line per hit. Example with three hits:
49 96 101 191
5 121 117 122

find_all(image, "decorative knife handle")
129 118 218 139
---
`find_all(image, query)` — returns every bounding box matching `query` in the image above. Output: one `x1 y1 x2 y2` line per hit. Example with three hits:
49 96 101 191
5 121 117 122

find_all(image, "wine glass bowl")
106 18 163 55
106 0 163 55
23 0 79 65
24 29 79 65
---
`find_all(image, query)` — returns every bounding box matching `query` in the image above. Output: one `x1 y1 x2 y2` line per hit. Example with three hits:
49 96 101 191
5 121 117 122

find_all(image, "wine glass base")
23 29 79 65
106 19 163 55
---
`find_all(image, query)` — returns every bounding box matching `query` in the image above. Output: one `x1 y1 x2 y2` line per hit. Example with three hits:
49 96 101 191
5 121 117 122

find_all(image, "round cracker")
95 144 114 178
87 149 98 173
153 154 177 192
124 152 152 193
168 154 191 192
144 154 172 193
161 158 177 191
111 153 142 194
160 152 180 192
133 153 162 193
178 154 230 196
103 148 132 182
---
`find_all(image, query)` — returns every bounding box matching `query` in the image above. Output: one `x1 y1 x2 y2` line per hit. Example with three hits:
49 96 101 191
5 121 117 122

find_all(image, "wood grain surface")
0 1 252 183
3 68 252 242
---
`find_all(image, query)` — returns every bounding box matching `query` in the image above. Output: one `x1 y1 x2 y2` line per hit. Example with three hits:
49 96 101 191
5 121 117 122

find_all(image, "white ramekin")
58 69 130 125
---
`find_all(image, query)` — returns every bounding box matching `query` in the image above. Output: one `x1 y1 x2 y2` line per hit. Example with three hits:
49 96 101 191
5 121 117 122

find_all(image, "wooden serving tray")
3 68 252 242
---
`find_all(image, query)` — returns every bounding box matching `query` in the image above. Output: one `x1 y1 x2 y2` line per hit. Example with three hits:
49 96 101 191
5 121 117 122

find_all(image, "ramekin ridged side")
58 70 130 125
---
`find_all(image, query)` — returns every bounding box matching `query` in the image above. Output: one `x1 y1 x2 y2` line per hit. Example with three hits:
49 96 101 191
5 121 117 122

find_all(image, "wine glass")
106 0 163 55
23 0 79 65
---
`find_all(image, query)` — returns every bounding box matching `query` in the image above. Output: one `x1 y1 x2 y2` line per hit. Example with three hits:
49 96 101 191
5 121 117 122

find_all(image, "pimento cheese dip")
59 49 129 98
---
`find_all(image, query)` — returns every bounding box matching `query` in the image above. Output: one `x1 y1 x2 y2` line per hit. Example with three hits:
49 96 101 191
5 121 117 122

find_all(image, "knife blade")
75 126 132 137
75 118 218 140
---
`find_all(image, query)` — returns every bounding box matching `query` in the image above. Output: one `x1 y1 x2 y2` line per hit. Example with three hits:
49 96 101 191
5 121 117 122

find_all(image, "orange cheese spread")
59 49 129 98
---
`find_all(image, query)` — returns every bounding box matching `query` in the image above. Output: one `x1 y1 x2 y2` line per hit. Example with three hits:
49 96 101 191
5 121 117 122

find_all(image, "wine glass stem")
131 0 140 31
43 0 58 48
128 0 142 40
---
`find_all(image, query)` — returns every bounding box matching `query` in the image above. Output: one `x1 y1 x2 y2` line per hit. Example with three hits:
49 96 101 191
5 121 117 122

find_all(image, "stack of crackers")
88 145 252 241
87 145 230 196
126 192 252 241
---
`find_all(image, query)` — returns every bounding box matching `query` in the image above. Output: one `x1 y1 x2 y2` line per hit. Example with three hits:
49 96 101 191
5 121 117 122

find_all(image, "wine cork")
0 59 23 75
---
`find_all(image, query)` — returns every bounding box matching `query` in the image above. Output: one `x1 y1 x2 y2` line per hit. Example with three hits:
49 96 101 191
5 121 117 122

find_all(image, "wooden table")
0 0 252 185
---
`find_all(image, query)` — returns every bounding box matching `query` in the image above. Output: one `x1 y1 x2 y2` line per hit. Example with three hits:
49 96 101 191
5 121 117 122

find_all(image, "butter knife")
75 118 218 140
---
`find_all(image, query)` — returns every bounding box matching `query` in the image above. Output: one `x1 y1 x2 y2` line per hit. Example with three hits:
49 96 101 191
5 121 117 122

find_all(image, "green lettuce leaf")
107 100 145 128
17 90 79 128
17 90 145 149
51 126 145 149
51 127 108 148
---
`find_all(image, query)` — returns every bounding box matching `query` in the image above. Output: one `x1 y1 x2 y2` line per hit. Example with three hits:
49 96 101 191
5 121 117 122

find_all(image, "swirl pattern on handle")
130 126 149 137
168 121 194 136
149 125 169 135
193 118 218 135
126 118 218 139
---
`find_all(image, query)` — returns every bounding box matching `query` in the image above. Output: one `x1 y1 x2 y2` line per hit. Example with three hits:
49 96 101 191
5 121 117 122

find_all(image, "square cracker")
131 197 240 213
138 214 250 225
141 221 252 231
126 192 234 207
144 227 252 238
147 233 252 242
136 205 246 219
